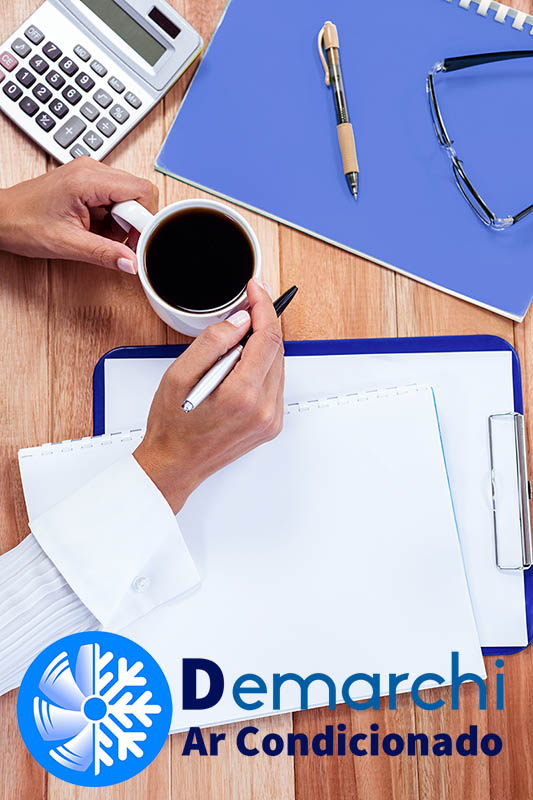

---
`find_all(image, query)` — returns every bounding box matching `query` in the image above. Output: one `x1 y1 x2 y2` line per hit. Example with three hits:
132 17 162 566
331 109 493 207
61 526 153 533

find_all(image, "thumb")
68 229 138 273
169 309 251 388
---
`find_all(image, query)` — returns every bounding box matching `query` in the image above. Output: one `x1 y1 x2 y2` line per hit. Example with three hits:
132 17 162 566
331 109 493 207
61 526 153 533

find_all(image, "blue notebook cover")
156 0 533 320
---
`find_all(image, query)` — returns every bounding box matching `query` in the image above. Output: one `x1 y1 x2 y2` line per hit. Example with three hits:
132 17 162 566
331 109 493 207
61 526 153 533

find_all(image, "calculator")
0 0 202 163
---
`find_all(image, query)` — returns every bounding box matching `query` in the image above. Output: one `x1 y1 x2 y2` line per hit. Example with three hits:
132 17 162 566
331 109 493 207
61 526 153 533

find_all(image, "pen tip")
346 173 358 200
181 401 194 413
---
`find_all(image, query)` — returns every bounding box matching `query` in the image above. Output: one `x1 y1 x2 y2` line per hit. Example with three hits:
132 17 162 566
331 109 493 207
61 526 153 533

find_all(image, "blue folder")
93 334 531 656
156 0 533 320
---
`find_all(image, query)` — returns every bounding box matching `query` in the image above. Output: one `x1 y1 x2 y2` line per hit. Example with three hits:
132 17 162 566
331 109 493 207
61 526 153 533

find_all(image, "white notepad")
102 349 527 648
19 385 484 733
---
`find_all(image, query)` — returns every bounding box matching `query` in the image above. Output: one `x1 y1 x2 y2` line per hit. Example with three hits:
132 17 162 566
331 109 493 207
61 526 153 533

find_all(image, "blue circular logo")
17 631 172 787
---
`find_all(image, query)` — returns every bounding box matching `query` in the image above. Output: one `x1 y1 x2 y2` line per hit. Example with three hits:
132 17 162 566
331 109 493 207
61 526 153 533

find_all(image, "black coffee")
145 208 255 312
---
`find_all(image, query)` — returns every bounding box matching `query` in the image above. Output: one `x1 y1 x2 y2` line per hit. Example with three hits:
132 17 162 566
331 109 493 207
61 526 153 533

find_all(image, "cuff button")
132 576 151 593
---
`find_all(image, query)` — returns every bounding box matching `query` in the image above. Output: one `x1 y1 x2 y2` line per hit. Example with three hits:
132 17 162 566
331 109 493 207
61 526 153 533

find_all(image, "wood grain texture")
1 0 533 798
172 714 294 800
280 234 397 341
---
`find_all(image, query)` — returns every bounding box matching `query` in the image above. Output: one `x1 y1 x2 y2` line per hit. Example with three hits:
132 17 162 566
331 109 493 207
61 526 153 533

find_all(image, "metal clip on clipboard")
489 413 532 571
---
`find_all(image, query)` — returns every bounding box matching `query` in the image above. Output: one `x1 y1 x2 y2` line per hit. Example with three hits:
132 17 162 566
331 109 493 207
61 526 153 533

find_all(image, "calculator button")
62 85 81 105
73 45 91 62
75 72 94 91
90 59 107 77
19 96 38 116
80 101 99 122
124 92 141 108
108 76 124 94
33 82 52 102
49 99 69 119
96 117 116 137
11 39 31 58
3 81 22 100
124 91 142 109
53 115 86 148
83 130 103 151
109 104 129 124
0 52 18 72
59 57 78 77
25 26 44 45
29 55 48 75
70 143 90 158
94 89 112 108
15 68 35 88
42 42 62 62
46 70 65 89
36 111 55 131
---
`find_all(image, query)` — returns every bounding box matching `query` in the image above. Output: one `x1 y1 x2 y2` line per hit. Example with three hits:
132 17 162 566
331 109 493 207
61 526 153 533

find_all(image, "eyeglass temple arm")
443 51 533 72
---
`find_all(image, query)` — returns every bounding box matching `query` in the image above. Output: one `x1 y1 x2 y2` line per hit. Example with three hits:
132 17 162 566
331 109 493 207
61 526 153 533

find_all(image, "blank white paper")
103 349 527 648
20 385 484 732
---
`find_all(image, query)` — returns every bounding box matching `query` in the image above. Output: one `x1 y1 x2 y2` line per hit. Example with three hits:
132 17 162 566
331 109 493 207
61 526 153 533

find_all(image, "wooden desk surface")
2 1 533 798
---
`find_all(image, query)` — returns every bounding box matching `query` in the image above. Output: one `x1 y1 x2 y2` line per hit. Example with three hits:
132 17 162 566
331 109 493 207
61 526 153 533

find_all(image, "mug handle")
111 200 154 235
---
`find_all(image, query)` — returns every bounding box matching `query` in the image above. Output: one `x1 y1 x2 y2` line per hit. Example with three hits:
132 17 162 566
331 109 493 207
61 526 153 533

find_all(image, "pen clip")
317 25 330 86
317 21 339 87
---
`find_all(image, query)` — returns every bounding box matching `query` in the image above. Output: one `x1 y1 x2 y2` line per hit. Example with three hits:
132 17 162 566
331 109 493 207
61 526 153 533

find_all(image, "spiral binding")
19 387 429 449
285 384 425 415
18 428 145 459
452 0 533 33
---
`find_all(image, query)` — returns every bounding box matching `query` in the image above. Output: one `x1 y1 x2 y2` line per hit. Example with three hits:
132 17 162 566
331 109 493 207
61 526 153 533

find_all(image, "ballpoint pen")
181 286 299 412
318 21 359 199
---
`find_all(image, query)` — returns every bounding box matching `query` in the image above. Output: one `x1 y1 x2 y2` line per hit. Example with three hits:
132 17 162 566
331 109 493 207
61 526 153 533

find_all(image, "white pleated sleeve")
0 456 200 696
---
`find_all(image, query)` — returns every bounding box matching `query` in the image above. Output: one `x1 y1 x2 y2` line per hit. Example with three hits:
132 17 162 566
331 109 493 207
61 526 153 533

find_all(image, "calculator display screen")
79 0 166 66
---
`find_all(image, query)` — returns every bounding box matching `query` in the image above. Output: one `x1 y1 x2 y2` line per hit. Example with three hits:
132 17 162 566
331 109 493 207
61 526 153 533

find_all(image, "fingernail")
227 309 250 327
117 257 137 275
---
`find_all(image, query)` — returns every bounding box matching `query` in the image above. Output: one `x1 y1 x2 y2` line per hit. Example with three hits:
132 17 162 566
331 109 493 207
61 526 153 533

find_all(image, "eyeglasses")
427 51 533 230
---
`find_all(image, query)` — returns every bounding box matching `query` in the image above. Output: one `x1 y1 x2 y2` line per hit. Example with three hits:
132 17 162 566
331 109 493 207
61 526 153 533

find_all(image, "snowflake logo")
17 632 172 787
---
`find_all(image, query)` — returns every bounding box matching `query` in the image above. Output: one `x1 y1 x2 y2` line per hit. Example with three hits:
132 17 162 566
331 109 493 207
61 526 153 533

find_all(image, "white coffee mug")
111 198 261 337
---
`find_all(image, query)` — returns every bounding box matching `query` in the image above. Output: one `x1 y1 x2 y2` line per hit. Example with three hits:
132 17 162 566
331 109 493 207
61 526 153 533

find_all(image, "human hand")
0 157 158 273
134 279 284 514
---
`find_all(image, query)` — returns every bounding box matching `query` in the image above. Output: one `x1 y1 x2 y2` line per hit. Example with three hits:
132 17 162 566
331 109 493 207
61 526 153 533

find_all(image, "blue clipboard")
93 334 531 657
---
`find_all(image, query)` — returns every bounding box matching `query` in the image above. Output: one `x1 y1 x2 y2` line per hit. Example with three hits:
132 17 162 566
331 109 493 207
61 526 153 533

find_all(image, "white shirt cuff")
29 455 200 630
